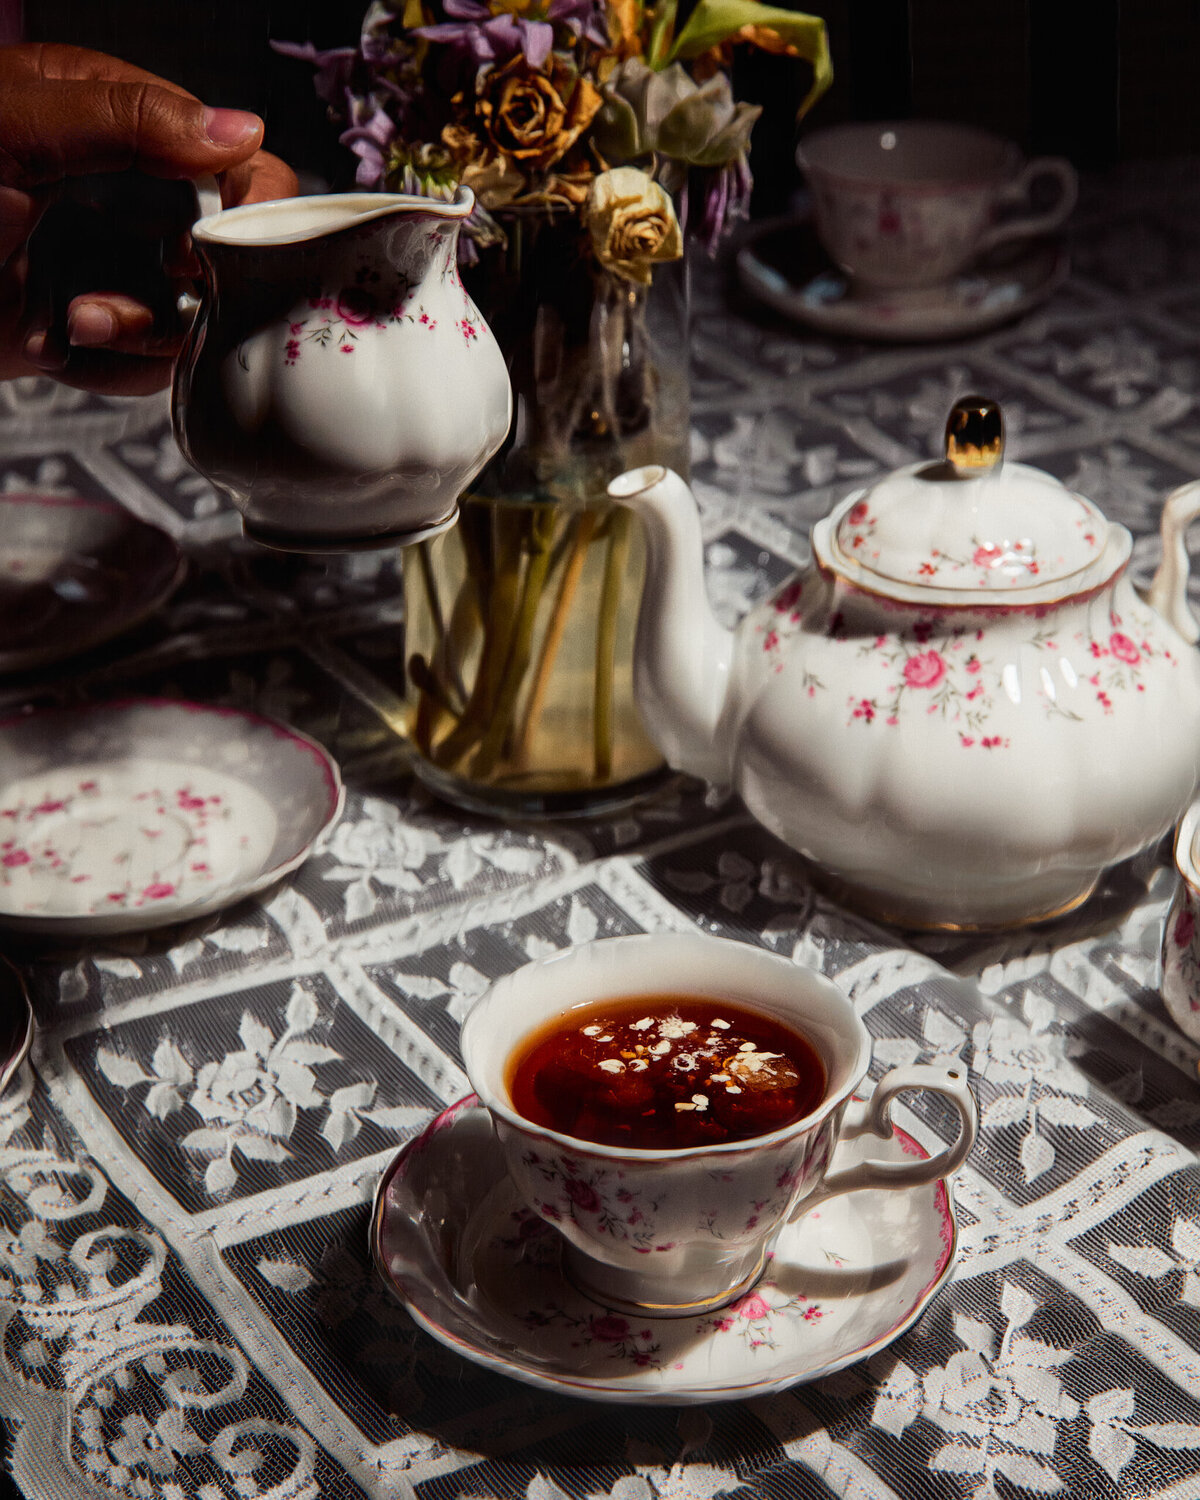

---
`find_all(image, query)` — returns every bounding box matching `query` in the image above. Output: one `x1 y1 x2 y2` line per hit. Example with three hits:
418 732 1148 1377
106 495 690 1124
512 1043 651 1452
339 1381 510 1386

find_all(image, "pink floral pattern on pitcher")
836 498 1103 589
280 260 459 366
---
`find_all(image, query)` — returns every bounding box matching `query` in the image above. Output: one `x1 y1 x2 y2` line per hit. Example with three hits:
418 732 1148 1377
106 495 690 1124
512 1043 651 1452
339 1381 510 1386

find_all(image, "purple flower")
414 0 552 67
551 0 610 48
360 3 401 62
415 0 608 69
697 154 753 255
270 40 358 107
340 98 401 188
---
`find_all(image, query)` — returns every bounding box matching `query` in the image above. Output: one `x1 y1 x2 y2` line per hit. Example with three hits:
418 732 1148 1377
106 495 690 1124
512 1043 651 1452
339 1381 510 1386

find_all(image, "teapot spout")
608 466 736 786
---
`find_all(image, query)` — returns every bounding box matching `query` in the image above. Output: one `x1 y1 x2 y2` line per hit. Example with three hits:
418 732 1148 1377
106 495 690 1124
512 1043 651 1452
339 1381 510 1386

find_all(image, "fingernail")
68 305 117 348
203 106 261 148
23 332 61 371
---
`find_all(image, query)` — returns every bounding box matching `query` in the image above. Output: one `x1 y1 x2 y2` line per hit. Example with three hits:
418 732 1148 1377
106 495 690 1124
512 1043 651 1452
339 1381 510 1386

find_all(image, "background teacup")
460 932 977 1316
1161 801 1200 1045
796 120 1078 295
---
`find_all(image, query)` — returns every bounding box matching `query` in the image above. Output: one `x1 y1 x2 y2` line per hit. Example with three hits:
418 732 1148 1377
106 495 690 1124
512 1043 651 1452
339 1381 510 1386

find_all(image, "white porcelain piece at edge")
610 439 1200 931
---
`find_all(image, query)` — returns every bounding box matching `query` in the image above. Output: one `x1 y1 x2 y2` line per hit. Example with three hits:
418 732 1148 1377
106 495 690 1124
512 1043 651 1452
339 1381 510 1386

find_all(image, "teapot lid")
827 397 1111 595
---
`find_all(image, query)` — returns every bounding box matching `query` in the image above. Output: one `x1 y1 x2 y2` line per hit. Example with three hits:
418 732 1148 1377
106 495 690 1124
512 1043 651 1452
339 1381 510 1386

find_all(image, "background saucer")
0 494 185 673
373 1097 958 1404
737 214 1068 342
0 698 343 935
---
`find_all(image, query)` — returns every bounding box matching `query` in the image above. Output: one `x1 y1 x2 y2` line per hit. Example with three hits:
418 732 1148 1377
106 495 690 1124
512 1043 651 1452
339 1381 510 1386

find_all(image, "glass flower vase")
400 209 689 818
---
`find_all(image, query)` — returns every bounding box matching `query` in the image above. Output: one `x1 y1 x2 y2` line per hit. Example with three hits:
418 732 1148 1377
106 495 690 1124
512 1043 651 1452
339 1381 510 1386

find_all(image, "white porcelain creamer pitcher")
610 397 1200 930
173 189 511 551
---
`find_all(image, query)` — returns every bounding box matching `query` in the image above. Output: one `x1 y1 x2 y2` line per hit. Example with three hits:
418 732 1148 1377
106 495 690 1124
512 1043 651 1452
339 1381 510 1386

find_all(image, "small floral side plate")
0 699 343 935
371 1096 959 1404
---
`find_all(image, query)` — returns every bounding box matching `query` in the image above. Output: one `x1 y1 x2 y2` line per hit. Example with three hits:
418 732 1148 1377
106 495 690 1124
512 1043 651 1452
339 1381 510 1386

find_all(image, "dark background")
15 0 1198 211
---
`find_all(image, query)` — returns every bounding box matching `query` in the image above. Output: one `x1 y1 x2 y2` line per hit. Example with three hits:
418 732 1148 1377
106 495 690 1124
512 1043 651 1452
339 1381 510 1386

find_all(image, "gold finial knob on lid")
945 396 1004 476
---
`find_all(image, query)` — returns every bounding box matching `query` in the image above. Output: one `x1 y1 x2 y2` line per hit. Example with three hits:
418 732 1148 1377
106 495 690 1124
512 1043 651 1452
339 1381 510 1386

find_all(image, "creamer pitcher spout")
189 188 474 247
607 466 736 785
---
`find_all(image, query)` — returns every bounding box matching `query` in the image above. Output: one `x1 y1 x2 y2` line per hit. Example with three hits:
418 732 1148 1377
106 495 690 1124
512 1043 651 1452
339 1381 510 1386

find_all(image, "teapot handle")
1149 479 1200 644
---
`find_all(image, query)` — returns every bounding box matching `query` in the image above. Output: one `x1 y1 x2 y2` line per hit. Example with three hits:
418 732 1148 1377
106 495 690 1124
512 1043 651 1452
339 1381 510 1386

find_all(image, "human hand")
0 43 299 393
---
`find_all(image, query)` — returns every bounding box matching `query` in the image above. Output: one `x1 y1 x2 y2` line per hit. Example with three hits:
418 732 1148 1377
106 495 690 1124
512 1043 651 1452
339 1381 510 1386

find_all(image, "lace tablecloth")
3 161 1200 1500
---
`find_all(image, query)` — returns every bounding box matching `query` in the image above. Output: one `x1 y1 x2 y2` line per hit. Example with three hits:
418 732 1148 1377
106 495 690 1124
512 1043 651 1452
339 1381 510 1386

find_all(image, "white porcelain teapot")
609 397 1200 929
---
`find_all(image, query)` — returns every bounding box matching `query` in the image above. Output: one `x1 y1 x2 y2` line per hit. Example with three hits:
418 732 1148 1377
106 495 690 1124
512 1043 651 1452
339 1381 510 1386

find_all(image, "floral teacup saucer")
737 215 1067 343
371 1095 959 1404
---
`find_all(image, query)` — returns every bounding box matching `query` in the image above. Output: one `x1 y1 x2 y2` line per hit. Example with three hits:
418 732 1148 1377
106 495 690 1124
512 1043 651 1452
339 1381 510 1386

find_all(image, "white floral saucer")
0 699 344 935
0 493 184 673
371 1096 959 1404
737 216 1067 343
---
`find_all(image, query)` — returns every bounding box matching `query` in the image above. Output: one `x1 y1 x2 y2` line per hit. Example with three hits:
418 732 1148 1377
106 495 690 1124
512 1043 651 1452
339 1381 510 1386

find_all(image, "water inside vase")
402 489 666 813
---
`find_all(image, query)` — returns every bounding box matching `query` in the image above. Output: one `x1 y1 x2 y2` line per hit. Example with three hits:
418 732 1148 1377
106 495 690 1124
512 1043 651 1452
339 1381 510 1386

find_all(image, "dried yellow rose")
585 167 683 286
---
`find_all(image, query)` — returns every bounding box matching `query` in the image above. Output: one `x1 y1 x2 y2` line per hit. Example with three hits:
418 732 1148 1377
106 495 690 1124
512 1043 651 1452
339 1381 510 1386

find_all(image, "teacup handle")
795 1063 977 1214
974 156 1079 256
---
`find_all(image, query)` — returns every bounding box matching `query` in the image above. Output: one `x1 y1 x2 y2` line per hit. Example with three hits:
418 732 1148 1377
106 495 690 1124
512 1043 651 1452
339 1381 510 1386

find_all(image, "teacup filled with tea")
461 932 977 1316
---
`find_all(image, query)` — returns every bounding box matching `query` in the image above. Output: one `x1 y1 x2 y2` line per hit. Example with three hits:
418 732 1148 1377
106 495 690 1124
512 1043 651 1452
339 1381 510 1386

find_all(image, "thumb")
0 80 264 190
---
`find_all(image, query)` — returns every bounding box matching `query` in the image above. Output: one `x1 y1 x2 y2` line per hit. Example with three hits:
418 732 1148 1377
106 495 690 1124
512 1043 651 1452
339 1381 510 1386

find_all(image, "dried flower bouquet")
279 0 830 810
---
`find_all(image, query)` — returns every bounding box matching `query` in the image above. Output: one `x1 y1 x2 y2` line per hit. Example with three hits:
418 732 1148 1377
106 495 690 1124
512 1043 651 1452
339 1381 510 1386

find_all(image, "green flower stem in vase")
401 210 689 818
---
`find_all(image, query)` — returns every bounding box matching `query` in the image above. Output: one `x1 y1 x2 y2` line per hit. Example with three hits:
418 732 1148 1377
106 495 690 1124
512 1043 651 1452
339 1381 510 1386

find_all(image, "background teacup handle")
795 1063 977 1214
973 157 1079 256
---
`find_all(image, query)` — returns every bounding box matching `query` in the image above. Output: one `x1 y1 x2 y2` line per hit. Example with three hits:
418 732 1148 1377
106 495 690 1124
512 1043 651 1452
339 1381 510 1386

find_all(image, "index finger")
2 42 197 98
0 79 264 190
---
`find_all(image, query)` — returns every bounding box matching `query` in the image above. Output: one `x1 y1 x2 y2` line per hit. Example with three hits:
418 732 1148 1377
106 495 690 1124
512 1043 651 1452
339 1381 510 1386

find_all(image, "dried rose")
459 152 527 212
593 58 759 169
476 54 601 174
585 167 682 286
517 169 593 207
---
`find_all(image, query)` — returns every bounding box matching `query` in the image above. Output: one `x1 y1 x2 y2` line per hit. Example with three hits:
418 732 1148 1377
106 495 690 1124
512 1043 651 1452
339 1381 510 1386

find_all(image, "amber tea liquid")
506 993 827 1150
